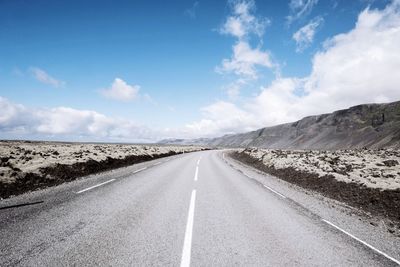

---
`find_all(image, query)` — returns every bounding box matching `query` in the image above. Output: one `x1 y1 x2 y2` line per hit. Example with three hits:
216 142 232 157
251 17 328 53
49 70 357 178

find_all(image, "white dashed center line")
194 157 201 181
194 166 199 181
180 190 197 267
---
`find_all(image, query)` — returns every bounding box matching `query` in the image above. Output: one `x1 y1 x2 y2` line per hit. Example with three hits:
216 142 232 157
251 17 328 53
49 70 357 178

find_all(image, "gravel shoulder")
230 148 400 233
224 151 400 262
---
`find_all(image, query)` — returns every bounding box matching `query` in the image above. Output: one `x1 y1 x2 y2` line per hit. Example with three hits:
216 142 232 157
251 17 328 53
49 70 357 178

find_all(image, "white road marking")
223 153 225 159
263 184 286 198
243 173 252 179
196 157 201 166
194 166 199 181
76 179 115 194
243 172 286 199
180 190 197 267
133 167 147 174
322 219 400 265
153 162 162 166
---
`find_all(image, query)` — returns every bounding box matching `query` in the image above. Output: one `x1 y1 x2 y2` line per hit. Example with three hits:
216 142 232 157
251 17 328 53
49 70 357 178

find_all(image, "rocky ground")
231 148 400 231
241 148 400 190
0 140 206 198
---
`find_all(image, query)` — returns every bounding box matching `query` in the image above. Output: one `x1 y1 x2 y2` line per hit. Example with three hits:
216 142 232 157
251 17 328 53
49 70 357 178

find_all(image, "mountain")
160 101 400 149
157 138 211 146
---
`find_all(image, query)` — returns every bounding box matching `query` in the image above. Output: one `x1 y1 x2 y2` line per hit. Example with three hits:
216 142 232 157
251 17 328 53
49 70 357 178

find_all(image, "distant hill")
158 138 210 146
160 100 400 149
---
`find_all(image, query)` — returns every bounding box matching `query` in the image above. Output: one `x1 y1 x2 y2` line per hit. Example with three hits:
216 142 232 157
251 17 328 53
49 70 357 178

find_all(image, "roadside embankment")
231 148 400 229
0 141 207 198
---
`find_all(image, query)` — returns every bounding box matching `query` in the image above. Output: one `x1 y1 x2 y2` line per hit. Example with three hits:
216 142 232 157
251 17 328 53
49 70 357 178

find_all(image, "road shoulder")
222 150 400 262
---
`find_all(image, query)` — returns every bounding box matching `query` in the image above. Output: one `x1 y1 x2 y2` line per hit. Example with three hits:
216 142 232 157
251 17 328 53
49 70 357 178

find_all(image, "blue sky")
0 0 399 142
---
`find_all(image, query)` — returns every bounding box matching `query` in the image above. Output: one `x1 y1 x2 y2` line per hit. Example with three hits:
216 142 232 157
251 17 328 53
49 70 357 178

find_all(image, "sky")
1 0 399 142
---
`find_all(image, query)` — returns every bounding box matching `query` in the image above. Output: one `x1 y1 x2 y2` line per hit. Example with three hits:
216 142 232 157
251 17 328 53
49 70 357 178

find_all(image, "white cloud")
189 1 400 137
293 16 324 52
0 97 159 142
0 97 35 132
143 93 158 106
101 78 140 102
185 101 259 136
217 0 274 93
220 0 268 39
4 1 400 141
184 1 199 19
35 107 114 135
287 0 319 25
29 67 65 88
217 41 273 79
224 79 247 99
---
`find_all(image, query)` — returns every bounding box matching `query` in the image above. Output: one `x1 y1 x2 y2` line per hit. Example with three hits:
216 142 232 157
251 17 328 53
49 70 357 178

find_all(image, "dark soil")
0 151 181 199
231 151 400 226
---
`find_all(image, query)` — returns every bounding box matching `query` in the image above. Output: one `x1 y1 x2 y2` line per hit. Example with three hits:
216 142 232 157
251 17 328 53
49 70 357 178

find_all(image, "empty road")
0 150 399 266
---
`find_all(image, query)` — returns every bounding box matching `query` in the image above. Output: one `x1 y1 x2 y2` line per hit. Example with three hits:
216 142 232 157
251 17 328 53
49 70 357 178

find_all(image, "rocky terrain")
161 100 400 150
0 141 206 198
231 148 400 228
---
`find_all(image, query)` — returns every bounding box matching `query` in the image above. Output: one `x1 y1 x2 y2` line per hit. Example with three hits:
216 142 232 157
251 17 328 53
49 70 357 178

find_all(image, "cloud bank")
188 0 400 137
0 97 157 142
3 1 400 141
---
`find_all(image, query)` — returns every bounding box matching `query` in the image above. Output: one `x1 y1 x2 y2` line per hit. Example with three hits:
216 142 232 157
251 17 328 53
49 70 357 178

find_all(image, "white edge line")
76 179 116 194
153 162 162 166
133 167 147 173
180 190 197 267
322 219 400 265
263 184 286 198
223 154 286 199
243 173 252 179
194 166 199 181
226 152 399 265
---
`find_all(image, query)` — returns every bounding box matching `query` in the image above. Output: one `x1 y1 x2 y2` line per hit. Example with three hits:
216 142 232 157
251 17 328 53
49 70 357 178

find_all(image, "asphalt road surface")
1 150 399 266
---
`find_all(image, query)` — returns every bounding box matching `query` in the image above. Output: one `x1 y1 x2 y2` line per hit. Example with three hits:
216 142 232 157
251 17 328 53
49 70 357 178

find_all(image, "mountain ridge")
159 100 400 149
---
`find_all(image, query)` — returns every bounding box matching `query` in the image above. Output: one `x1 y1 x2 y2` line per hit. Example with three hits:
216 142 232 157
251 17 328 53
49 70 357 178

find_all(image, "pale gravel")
242 148 400 190
0 141 204 183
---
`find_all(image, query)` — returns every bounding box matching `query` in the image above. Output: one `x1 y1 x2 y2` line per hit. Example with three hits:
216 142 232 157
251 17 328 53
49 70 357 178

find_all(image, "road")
0 150 399 266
